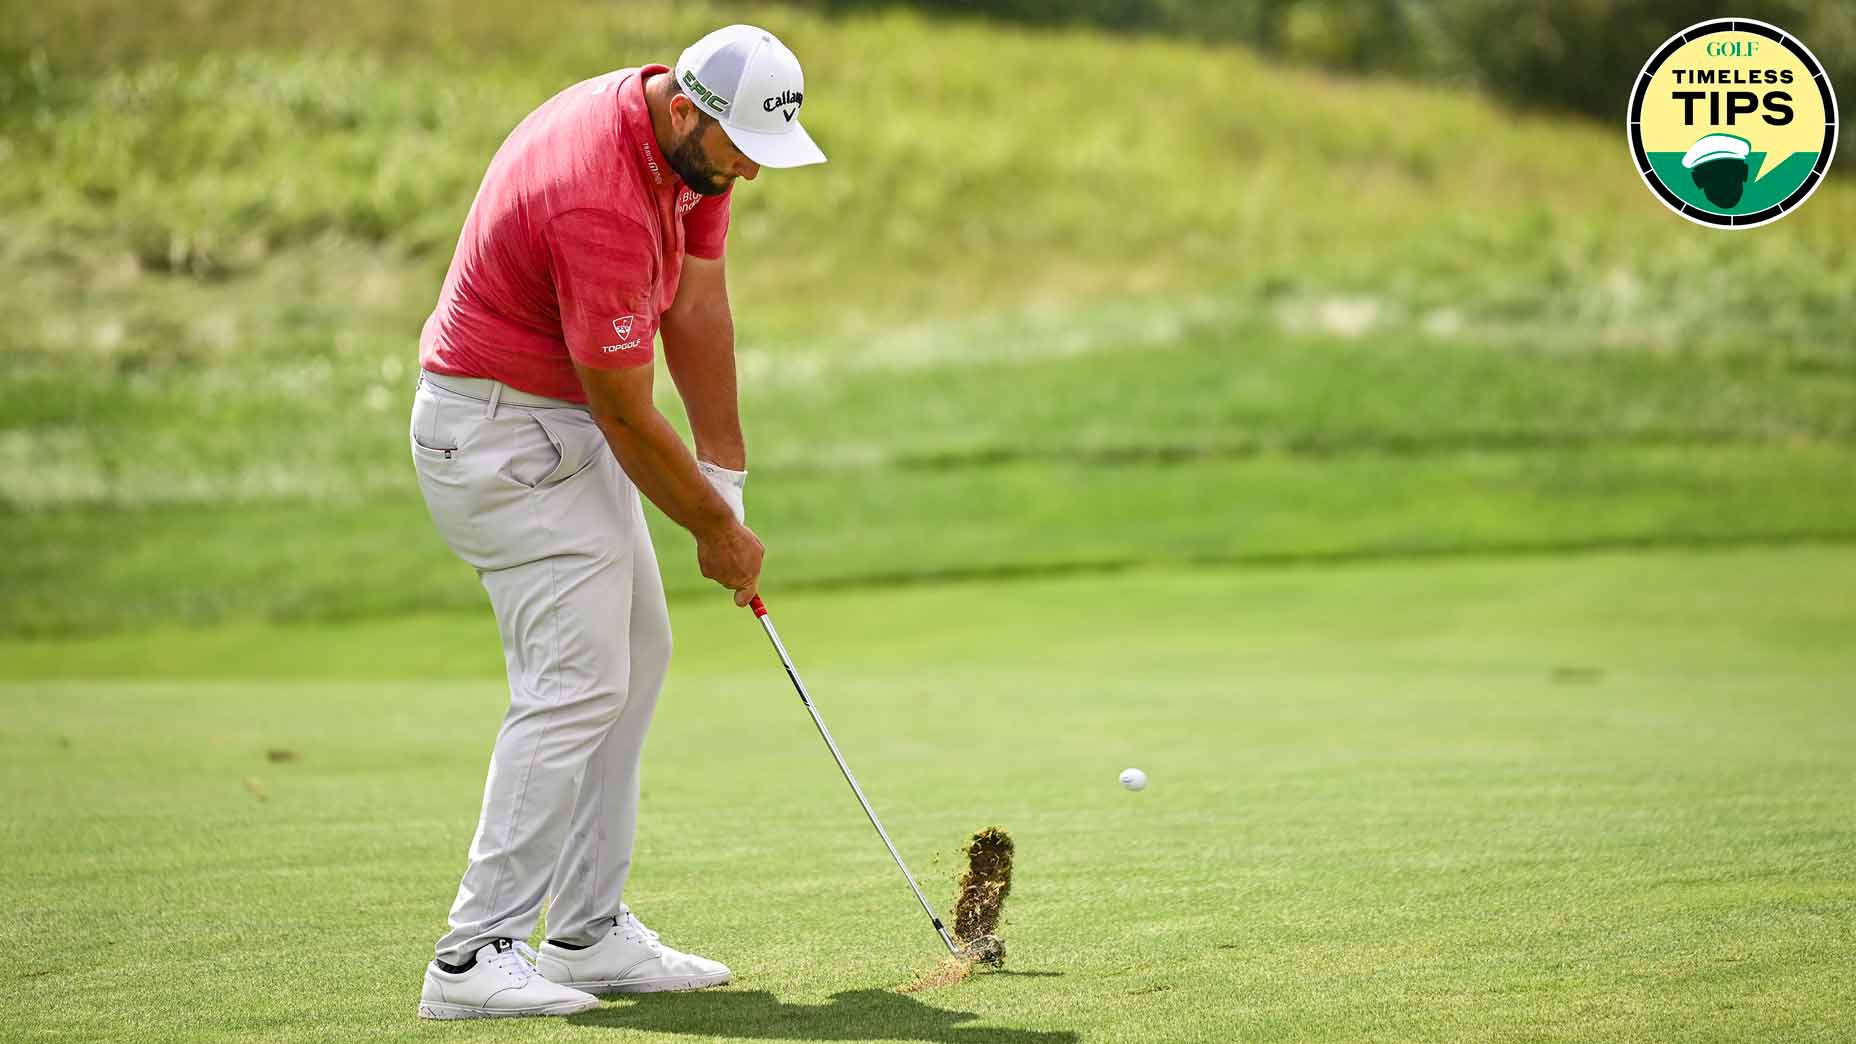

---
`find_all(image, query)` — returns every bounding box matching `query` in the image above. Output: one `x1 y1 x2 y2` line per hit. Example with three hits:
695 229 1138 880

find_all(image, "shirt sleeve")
684 187 732 259
544 208 659 370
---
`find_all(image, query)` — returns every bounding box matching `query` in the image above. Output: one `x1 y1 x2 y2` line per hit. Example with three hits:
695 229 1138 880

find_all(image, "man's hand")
696 517 763 606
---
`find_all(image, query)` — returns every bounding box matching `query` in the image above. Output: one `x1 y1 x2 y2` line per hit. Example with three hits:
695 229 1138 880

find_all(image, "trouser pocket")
410 382 623 571
409 382 461 461
504 409 603 490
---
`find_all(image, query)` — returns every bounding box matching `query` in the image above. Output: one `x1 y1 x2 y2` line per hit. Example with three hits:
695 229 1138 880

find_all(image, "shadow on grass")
569 988 1078 1042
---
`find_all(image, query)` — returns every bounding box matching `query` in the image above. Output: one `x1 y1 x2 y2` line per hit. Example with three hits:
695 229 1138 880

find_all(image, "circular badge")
1628 18 1838 229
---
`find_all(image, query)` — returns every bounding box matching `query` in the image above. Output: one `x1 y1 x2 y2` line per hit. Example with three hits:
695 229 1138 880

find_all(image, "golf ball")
1119 767 1147 791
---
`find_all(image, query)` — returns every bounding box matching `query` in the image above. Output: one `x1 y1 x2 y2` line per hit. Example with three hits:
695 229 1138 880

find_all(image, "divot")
898 826 1017 991
953 826 1013 965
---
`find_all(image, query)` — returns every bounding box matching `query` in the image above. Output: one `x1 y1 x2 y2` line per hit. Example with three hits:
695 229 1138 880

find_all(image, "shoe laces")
615 904 662 949
486 941 542 982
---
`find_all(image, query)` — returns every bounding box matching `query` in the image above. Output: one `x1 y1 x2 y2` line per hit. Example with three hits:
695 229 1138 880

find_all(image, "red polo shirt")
419 65 731 402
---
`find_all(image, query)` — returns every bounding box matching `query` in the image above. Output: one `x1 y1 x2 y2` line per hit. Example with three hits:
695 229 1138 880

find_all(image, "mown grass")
2 0 1854 635
8 314 1856 632
5 548 1854 1042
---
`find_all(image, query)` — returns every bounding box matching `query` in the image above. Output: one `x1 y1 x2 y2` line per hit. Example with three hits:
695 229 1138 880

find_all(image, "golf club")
749 594 961 958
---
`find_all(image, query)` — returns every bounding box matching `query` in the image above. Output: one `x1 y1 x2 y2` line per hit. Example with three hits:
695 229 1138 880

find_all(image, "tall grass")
3 0 1853 633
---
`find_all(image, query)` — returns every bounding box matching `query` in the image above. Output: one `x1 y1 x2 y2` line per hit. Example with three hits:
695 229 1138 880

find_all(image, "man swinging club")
407 24 825 1020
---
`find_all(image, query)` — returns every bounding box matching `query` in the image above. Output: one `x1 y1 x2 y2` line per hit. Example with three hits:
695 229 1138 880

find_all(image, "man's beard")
667 129 732 196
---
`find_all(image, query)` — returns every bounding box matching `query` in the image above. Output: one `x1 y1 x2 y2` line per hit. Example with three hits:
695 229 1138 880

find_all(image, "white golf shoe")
418 939 601 1020
537 905 731 994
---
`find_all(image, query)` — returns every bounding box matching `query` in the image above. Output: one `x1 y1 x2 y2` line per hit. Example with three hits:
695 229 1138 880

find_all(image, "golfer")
407 25 825 1020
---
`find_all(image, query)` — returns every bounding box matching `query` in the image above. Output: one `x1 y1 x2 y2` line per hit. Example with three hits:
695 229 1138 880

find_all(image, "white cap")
674 25 826 169
1681 133 1751 169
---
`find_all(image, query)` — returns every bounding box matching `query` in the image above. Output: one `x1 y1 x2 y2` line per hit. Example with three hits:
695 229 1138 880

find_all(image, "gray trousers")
409 373 671 965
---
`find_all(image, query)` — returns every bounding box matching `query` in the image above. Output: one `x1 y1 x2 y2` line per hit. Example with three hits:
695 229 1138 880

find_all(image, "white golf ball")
1119 767 1148 791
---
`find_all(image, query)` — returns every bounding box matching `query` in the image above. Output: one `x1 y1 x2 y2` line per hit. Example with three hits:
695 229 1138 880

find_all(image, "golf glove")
698 460 747 524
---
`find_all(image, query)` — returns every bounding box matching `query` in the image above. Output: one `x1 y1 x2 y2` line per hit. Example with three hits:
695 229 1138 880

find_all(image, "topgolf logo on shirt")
1628 18 1838 228
601 315 644 356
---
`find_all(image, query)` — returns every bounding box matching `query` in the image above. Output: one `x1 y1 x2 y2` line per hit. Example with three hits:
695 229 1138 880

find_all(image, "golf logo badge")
1628 18 1838 228
602 314 643 356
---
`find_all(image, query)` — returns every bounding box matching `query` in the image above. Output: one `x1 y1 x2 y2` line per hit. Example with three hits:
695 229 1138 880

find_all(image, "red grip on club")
750 595 768 617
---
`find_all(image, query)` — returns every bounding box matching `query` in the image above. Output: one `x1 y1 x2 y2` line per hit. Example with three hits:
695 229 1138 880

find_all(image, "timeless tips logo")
1627 18 1838 228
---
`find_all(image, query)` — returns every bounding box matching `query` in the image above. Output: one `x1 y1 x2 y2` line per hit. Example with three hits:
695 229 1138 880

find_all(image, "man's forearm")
592 406 734 538
662 304 745 471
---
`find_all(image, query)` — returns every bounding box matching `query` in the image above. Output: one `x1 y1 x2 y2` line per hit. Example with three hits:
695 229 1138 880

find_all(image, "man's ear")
667 90 699 135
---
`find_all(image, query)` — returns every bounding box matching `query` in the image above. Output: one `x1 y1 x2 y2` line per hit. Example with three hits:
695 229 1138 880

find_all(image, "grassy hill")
4 0 1854 633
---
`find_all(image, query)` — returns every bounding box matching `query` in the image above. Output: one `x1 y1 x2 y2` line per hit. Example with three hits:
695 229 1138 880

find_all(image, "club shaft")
751 597 960 957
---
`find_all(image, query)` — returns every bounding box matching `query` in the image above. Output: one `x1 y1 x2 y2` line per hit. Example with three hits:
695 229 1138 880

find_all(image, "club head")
960 933 1006 966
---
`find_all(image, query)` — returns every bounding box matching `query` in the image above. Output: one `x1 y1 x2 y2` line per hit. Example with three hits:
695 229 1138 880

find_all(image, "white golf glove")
697 460 747 524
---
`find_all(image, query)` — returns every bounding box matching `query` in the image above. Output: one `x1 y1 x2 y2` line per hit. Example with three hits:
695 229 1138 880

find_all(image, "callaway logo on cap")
675 24 827 169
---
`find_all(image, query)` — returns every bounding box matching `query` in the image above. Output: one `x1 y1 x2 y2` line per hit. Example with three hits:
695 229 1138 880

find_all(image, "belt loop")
486 381 503 418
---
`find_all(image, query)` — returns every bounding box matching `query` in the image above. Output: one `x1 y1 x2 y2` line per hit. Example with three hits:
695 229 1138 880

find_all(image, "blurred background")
3 0 1853 634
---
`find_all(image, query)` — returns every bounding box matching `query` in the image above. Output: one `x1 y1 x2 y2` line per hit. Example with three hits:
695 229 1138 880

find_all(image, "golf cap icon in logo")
675 25 827 169
1682 133 1754 207
1627 18 1837 229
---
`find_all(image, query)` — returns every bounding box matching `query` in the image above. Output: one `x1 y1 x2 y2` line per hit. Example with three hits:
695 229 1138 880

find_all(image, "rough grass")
4 547 1854 1042
7 307 1856 633
4 1 1856 635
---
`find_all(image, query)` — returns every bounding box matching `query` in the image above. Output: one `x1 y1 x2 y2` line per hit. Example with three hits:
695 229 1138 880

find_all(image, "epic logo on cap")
682 69 729 116
675 24 828 169
1627 18 1838 228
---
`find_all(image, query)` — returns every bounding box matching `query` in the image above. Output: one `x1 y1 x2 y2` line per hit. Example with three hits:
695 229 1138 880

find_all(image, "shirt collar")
621 64 675 195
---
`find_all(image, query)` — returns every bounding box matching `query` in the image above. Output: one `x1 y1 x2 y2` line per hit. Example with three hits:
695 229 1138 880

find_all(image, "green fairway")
6 546 1853 1043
